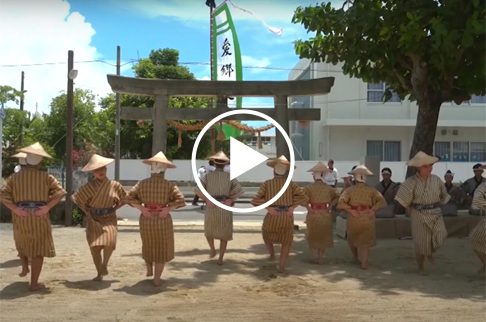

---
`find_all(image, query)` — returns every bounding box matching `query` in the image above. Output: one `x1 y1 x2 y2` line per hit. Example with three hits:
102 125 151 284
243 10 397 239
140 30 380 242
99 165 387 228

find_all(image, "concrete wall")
106 159 483 184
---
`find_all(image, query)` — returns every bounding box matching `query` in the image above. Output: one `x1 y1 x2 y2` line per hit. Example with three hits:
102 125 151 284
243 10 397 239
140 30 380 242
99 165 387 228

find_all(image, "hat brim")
407 156 439 167
142 159 176 168
82 160 114 172
18 148 52 158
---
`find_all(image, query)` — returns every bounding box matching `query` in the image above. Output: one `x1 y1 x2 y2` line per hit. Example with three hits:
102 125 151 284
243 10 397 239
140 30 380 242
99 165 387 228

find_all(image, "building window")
471 95 486 104
248 136 271 147
434 141 486 162
366 140 401 161
367 82 400 103
434 142 451 162
470 142 486 162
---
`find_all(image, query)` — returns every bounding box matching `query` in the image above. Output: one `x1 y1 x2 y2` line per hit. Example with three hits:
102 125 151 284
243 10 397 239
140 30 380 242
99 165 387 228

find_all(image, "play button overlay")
191 109 295 214
229 137 268 180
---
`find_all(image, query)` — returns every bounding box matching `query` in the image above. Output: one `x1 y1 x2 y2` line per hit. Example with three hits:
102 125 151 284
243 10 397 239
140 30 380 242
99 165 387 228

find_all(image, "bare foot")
146 270 154 277
100 265 109 276
19 268 30 277
278 267 288 274
269 254 276 261
360 263 368 270
418 268 427 276
209 249 217 258
427 255 435 265
217 259 224 266
29 283 46 291
93 275 103 281
153 279 162 287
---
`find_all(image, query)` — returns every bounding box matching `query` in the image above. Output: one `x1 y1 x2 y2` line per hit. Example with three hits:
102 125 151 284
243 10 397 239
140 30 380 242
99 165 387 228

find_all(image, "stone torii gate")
106 75 335 159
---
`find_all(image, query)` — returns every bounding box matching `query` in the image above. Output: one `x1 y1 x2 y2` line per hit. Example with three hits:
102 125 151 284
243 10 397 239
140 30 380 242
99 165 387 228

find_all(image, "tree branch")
393 69 412 91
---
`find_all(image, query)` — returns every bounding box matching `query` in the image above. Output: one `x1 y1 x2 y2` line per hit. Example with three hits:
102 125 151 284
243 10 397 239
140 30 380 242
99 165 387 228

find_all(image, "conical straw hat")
82 154 114 172
266 155 296 169
142 151 176 168
18 142 52 158
348 165 373 176
12 152 27 159
208 151 230 165
407 151 439 167
307 161 330 173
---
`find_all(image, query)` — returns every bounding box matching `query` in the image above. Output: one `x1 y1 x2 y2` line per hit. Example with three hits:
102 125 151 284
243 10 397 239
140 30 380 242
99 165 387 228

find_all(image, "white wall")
107 159 483 184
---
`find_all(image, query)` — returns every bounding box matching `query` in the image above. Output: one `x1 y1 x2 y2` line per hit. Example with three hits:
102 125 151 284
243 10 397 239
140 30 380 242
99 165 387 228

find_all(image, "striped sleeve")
371 188 387 211
71 184 90 208
194 175 207 198
472 183 486 211
168 183 186 209
291 183 308 207
229 179 244 200
47 174 67 200
438 178 451 205
113 181 127 207
0 177 14 204
394 177 415 208
251 181 268 206
126 182 142 206
337 188 352 211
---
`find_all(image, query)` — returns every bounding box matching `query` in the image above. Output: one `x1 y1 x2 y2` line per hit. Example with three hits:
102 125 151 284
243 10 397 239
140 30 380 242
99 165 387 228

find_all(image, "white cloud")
241 56 270 72
0 0 130 114
197 75 211 80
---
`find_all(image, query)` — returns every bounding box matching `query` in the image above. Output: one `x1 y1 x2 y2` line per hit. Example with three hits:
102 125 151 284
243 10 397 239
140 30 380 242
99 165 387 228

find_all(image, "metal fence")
47 166 65 188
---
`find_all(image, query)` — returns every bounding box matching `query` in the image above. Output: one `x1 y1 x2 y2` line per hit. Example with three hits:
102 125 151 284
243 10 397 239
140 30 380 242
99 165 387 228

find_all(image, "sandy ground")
0 223 485 322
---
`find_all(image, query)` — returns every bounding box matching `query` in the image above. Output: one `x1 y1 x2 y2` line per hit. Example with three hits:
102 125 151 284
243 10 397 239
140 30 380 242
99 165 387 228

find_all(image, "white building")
288 59 486 163
246 131 277 159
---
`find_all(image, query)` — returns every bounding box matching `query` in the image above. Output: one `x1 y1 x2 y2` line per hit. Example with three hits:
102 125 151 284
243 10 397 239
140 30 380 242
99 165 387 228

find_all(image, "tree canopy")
292 0 485 175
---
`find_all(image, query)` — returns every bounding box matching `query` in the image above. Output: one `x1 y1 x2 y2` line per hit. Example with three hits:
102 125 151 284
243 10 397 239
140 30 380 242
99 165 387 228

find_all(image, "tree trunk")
405 97 443 178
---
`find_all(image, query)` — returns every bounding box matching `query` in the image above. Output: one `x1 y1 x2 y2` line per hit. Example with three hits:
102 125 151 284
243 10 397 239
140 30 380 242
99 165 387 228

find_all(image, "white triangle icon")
230 137 269 180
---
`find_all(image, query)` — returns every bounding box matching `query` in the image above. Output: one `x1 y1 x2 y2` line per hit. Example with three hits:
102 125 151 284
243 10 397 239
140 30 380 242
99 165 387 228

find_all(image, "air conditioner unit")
452 130 458 135
441 129 447 135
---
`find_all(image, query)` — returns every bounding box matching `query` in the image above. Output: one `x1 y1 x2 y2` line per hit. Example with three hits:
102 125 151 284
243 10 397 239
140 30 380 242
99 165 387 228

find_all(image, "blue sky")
1 0 342 129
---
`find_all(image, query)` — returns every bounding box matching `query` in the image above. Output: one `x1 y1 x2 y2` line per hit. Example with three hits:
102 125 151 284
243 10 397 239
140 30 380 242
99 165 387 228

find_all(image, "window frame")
366 82 401 104
366 140 402 161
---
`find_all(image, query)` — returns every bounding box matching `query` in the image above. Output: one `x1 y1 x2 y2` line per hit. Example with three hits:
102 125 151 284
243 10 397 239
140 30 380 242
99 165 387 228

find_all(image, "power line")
0 59 346 73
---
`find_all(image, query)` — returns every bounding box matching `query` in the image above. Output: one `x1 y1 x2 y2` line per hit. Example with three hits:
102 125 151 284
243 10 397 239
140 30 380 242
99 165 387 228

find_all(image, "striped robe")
195 169 244 241
251 175 308 246
470 183 486 254
395 174 450 256
337 183 386 248
126 173 186 263
71 178 126 249
302 182 339 249
0 167 66 258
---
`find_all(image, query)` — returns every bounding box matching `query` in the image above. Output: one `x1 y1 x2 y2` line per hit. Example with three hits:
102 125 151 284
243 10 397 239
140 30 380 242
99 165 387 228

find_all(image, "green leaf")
406 12 413 20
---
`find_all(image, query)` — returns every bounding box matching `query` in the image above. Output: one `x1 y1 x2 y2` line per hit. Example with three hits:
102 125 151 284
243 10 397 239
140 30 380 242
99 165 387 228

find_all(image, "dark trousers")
192 195 199 205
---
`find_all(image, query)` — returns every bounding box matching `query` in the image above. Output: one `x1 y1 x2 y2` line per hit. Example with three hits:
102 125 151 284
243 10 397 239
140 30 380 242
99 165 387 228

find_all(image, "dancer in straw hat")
126 152 186 286
301 161 340 264
337 165 386 270
394 151 450 275
0 142 66 291
251 155 308 273
71 154 127 281
470 165 486 274
194 151 244 266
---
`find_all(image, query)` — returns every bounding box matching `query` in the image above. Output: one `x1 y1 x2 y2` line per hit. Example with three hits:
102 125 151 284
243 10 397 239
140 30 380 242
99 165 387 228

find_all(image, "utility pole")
19 71 25 145
114 46 121 181
65 50 74 227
